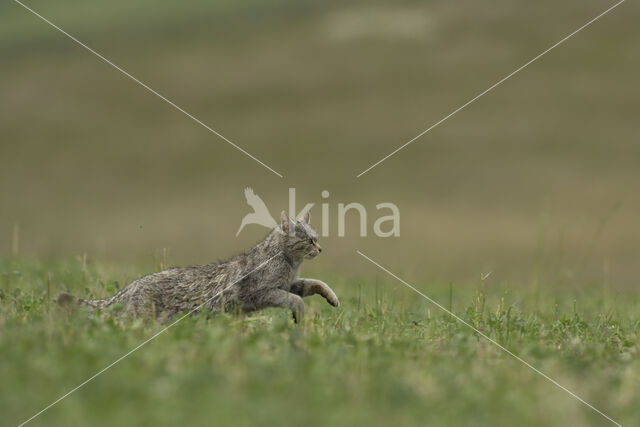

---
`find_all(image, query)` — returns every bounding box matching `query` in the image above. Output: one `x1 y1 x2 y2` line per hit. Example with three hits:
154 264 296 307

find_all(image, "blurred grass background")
1 0 639 287
2 2 640 426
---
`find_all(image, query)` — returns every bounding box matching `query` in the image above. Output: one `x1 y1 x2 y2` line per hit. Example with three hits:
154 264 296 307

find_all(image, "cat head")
279 211 322 260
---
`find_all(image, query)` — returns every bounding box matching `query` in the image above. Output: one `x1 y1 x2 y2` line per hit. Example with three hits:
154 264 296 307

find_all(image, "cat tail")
56 293 109 310
77 297 110 309
56 293 77 306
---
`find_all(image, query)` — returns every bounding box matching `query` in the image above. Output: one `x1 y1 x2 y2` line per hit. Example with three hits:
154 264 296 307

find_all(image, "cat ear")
280 211 290 234
299 211 310 224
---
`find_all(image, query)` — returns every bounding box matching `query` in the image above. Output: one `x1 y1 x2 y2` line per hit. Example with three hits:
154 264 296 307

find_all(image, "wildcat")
58 211 339 323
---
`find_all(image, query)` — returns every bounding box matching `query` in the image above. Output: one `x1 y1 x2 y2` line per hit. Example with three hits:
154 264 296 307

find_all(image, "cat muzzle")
305 244 322 259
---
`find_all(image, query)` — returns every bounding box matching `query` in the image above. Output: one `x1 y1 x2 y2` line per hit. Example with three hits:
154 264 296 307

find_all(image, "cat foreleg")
261 288 305 323
289 279 340 307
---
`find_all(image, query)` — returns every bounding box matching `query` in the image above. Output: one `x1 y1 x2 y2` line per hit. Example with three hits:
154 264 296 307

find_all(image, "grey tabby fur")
58 212 339 323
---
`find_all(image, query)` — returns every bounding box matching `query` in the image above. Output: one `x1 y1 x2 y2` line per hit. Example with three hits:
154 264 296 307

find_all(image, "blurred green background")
1 0 638 286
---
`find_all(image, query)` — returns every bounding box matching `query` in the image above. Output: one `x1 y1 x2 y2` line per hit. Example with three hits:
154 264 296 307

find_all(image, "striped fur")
59 212 339 323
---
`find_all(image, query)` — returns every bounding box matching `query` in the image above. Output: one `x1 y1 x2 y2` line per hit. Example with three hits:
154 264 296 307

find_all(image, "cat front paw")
326 291 340 307
292 297 305 323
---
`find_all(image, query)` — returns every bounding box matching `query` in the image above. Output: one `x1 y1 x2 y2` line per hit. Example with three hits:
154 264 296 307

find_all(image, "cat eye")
309 238 314 244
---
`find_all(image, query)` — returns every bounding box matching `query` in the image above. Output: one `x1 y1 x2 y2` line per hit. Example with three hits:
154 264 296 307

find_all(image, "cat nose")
317 245 322 253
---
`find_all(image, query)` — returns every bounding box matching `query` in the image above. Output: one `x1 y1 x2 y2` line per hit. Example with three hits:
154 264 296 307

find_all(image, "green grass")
2 1 639 425
1 257 638 426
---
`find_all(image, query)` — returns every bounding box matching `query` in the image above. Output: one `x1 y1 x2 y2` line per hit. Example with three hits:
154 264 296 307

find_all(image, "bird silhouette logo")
236 187 278 236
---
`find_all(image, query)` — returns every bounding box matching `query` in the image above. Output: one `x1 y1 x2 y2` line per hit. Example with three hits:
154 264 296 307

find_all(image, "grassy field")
1 256 638 426
2 0 639 425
